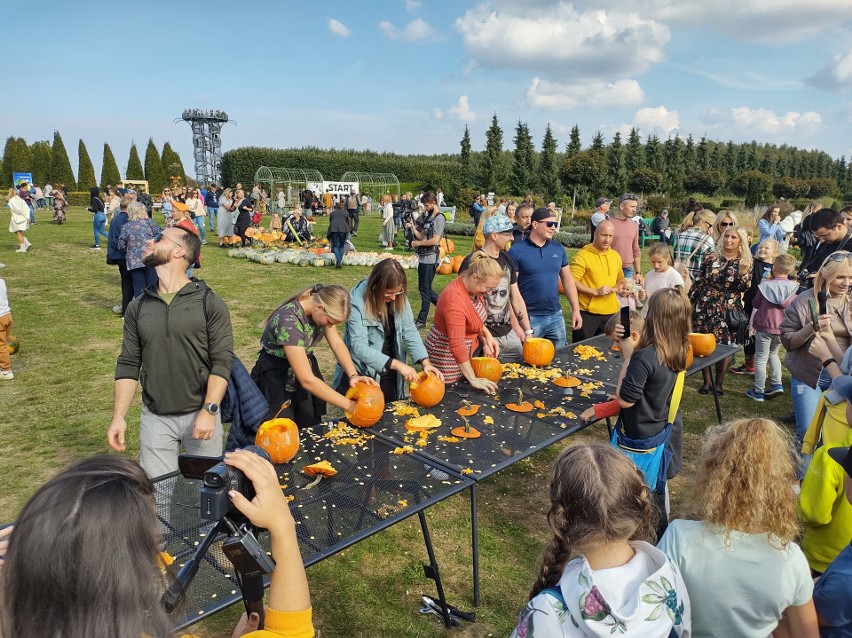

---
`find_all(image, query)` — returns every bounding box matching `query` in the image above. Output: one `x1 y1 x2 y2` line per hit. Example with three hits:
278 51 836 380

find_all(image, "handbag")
724 307 749 345
611 370 684 493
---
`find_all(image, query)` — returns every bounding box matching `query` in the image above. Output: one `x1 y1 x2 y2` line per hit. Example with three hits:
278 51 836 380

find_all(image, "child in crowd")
813 443 852 636
799 375 852 577
638 242 684 316
511 443 691 637
270 210 282 232
276 186 285 212
0 276 13 379
731 238 782 375
581 311 644 423
746 253 798 401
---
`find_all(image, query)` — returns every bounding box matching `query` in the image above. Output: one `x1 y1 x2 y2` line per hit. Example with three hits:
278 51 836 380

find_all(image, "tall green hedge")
144 138 166 193
1 137 32 188
220 146 461 191
30 141 52 186
161 142 186 183
126 144 144 180
50 131 76 190
77 140 97 190
100 143 121 188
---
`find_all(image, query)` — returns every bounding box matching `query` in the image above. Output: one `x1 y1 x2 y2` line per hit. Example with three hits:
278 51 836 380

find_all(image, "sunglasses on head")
824 251 852 265
621 194 638 202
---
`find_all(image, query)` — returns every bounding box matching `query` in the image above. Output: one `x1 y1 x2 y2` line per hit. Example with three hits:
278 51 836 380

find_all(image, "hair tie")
312 284 323 294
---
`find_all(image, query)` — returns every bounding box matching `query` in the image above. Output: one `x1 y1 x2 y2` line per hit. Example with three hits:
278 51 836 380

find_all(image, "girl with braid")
511 443 691 637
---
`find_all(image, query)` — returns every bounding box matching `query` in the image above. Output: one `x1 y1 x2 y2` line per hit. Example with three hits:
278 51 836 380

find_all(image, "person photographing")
407 191 446 328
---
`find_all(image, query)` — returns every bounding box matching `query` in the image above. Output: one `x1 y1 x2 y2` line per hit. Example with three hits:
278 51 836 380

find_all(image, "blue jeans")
28 202 35 223
207 207 218 230
328 232 346 266
193 216 206 242
622 266 634 278
529 311 567 350
130 266 158 297
93 212 108 246
791 376 819 477
417 261 439 323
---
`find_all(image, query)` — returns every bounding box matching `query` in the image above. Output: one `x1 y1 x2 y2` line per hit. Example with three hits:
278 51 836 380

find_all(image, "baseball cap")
531 207 555 223
825 375 852 405
172 201 189 212
619 193 639 203
827 446 852 477
595 197 612 207
483 215 514 234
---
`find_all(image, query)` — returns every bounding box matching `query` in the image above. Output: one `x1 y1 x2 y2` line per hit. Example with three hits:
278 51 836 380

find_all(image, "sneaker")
112 304 123 315
201 240 208 245
23 238 31 250
730 364 754 375
0 370 14 380
0 263 5 268
90 245 101 250
764 384 784 399
15 247 26 253
745 388 764 402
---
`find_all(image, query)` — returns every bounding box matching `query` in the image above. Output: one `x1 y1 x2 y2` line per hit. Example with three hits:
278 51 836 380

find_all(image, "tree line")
1 133 186 193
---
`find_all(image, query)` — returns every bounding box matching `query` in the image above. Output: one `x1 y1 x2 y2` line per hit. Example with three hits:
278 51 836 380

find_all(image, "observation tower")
179 109 230 185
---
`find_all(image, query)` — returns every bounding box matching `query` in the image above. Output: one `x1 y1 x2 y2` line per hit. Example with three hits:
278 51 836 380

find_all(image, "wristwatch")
203 402 220 415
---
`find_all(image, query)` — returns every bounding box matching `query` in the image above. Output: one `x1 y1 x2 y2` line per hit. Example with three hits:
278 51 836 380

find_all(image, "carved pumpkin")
410 371 445 407
255 417 300 464
688 333 716 357
456 400 480 417
506 388 534 413
405 414 441 432
451 416 481 439
523 338 555 367
345 382 385 427
686 344 694 369
553 375 581 388
470 357 503 382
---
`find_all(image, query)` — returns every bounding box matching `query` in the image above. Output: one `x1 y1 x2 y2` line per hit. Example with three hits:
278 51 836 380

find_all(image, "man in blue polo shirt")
508 207 581 349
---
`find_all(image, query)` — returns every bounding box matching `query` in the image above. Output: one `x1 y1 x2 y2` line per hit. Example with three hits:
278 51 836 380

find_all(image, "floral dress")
689 255 752 344
52 190 66 223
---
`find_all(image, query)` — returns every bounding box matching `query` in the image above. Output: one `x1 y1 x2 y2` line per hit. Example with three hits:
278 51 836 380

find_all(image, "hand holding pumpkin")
421 361 444 383
349 375 378 388
468 376 497 394
392 360 419 383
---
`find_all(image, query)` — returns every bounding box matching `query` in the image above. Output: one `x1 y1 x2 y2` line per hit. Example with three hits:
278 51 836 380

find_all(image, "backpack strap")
668 371 685 424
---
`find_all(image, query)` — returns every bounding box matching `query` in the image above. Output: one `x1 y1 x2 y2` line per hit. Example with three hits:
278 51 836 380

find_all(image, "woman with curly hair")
658 418 817 638
511 443 691 637
689 225 753 395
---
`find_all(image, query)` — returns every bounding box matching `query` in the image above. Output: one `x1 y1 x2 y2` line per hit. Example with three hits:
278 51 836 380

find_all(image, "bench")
640 217 660 247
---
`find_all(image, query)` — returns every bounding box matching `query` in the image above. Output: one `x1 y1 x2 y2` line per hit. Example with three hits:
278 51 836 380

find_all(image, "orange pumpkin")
553 375 581 388
443 238 455 254
523 338 555 367
686 344 694 369
470 357 503 382
255 417 300 464
451 416 480 439
456 400 480 417
436 261 453 275
688 333 716 357
410 371 445 407
451 255 465 274
506 388 534 413
345 382 385 427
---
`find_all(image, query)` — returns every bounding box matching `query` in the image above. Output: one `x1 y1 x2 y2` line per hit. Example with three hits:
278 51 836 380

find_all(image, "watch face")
206 403 220 414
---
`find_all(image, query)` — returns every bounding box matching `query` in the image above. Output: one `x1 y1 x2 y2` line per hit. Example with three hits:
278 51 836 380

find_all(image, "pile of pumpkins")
227 246 424 269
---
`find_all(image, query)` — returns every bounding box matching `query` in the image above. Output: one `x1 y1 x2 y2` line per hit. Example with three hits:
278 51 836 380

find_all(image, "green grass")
0 208 786 637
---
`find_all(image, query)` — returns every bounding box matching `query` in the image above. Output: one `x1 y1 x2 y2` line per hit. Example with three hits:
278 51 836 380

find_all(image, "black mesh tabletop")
157 427 473 629
556 334 624 383
371 368 616 480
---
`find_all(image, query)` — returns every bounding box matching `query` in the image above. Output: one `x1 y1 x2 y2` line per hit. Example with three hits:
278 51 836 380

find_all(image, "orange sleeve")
593 399 620 420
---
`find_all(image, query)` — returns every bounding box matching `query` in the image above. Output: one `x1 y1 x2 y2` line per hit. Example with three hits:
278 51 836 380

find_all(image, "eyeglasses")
154 232 183 249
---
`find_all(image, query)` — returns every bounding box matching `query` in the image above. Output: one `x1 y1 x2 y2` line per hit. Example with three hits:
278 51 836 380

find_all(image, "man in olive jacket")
107 226 234 478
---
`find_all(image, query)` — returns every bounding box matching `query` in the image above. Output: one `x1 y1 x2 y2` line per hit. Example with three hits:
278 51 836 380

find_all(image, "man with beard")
459 215 532 362
107 226 234 478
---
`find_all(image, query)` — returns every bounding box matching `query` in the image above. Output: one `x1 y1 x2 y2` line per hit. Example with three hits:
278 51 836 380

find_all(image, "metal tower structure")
180 109 230 186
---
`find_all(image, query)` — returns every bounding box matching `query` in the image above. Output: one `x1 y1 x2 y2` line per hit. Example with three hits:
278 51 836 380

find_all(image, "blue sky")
4 0 852 181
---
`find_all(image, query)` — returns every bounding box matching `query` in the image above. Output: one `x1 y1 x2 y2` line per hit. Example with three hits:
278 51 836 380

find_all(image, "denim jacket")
333 278 428 399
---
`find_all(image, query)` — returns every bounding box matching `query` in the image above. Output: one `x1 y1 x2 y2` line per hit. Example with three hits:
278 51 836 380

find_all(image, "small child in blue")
0 277 14 379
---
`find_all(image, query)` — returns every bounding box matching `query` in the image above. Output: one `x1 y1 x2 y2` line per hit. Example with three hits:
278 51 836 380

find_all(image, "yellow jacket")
183 607 313 638
803 392 851 454
569 244 623 315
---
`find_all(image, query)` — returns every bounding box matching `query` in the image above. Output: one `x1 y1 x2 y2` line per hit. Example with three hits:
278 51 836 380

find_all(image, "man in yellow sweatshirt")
569 220 624 343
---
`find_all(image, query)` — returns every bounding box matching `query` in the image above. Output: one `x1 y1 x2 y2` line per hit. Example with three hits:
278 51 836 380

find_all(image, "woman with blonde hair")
673 209 716 280
335 259 443 402
117 202 162 297
185 188 207 245
689 225 753 395
659 418 817 638
512 443 691 637
425 254 503 392
7 187 31 252
712 210 738 240
251 284 377 428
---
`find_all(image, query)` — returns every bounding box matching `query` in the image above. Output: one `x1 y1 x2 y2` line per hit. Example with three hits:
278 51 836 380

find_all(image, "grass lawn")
0 207 787 637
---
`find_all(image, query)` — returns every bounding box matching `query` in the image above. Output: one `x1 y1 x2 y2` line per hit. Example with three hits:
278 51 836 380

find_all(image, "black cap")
531 207 554 223
828 446 852 477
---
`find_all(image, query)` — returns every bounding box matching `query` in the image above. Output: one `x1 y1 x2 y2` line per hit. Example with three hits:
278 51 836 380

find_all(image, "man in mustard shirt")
569 220 624 342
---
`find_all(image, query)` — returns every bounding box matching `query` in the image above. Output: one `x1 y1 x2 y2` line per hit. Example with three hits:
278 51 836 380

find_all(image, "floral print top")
118 218 162 270
688 255 752 345
260 301 324 392
511 541 691 637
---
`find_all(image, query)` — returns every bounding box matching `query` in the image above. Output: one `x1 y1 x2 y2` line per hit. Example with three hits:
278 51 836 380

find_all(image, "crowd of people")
4 185 852 637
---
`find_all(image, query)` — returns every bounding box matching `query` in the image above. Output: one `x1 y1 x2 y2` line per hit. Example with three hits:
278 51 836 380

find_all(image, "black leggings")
234 224 250 247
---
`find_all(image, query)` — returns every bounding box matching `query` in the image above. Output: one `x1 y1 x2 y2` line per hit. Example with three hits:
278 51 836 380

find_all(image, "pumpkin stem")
462 415 470 433
273 401 292 420
304 474 323 490
517 388 523 405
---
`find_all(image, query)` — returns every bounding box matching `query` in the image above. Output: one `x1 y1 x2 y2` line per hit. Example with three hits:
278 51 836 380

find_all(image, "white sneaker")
0 370 14 380
15 247 26 253
112 304 123 314
0 263 5 268
23 238 31 250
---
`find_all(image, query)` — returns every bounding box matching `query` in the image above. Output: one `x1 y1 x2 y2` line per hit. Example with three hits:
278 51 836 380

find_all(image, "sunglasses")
536 220 558 228
384 289 406 297
824 251 852 264
154 232 182 248
621 194 638 202
719 221 734 228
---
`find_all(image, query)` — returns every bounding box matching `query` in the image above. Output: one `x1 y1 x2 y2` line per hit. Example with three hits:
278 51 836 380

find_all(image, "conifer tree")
483 114 506 193
683 135 696 175
161 142 186 184
696 137 709 170
77 140 97 190
30 141 52 186
624 128 644 176
607 131 626 194
566 125 581 157
460 125 472 188
510 120 535 196
101 143 121 188
49 131 76 190
144 138 166 193
126 143 144 180
590 132 605 153
539 124 561 201
1 137 32 188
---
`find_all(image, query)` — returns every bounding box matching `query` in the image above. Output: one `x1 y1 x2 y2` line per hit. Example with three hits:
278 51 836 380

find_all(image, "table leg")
471 483 479 608
708 366 723 424
418 510 452 627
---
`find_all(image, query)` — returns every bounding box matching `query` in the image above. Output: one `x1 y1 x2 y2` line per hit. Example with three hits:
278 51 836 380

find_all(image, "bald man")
569 220 625 342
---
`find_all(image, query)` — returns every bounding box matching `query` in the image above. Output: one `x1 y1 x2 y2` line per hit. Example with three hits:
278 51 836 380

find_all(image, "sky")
4 0 852 182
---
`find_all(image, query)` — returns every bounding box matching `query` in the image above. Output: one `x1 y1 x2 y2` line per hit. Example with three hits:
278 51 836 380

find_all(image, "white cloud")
328 18 350 38
633 106 679 136
404 0 421 11
701 106 822 137
454 3 670 80
378 18 436 41
808 49 852 91
448 95 476 122
431 108 444 120
526 77 644 110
